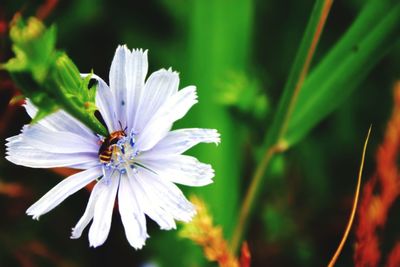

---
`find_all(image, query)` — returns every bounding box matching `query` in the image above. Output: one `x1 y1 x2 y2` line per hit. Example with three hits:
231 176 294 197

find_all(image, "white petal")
26 167 102 220
24 99 97 141
126 49 148 131
133 69 179 133
20 124 98 154
109 45 130 127
90 74 118 132
139 155 214 187
6 139 98 169
145 128 220 156
24 99 37 118
135 168 196 222
118 174 148 249
137 86 198 151
127 170 176 230
88 174 119 248
71 178 107 239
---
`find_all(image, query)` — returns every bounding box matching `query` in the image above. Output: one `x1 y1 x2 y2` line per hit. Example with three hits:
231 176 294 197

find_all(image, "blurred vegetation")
0 0 399 266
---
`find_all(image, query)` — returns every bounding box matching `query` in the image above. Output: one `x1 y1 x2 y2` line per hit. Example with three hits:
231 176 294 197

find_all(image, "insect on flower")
5 45 220 249
98 122 127 164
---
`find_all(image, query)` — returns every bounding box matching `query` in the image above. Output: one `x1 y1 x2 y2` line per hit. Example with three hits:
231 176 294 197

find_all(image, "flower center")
98 129 140 176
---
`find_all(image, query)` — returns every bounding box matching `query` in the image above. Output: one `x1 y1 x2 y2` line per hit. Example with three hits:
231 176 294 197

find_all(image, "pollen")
99 129 140 175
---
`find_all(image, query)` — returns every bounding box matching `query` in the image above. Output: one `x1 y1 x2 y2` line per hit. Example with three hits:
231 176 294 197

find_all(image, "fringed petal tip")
128 235 149 250
151 68 180 80
89 240 102 248
173 199 197 223
163 225 176 231
88 228 110 248
154 209 197 230
87 232 148 250
180 207 197 223
26 210 41 221
210 129 221 145
165 67 180 75
26 203 42 220
132 48 148 56
116 45 148 58
70 229 80 240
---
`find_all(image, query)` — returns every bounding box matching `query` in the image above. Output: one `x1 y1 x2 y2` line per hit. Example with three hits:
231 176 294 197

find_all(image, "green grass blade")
286 1 400 146
264 0 333 150
231 0 333 253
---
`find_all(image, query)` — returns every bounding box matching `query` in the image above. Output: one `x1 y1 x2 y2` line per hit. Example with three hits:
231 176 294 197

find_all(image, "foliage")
2 16 106 135
0 0 399 266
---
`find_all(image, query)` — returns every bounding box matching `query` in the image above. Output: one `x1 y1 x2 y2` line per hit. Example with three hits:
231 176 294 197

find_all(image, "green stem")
230 0 333 253
230 144 282 253
46 78 108 136
61 97 108 136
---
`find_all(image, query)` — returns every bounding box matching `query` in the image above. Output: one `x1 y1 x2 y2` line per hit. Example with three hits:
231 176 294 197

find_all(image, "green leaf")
3 16 107 136
263 0 333 151
5 17 57 83
285 0 400 146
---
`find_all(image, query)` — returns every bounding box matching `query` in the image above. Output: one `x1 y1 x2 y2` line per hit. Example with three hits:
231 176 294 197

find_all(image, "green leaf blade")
285 1 400 146
263 0 333 150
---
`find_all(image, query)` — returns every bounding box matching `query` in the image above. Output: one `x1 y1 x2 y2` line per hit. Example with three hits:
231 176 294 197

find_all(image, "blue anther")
130 138 135 148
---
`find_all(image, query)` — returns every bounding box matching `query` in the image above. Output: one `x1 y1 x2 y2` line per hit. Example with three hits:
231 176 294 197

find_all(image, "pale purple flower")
5 45 219 249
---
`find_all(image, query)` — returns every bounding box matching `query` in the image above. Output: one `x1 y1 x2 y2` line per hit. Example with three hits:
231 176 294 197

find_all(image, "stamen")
117 139 126 154
129 130 137 147
132 167 138 174
100 130 141 177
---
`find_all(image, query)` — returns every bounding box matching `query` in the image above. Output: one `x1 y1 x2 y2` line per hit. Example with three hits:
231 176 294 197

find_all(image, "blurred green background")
0 0 399 266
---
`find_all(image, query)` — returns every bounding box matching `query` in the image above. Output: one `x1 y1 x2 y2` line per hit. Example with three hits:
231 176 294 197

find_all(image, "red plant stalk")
354 81 400 267
386 243 400 267
36 0 58 20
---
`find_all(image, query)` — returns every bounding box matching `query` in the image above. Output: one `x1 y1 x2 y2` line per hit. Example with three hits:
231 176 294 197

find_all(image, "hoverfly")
98 122 127 164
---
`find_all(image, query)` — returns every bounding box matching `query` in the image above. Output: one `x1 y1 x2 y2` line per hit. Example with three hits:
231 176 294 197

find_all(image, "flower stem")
230 144 282 253
230 0 333 253
60 96 108 136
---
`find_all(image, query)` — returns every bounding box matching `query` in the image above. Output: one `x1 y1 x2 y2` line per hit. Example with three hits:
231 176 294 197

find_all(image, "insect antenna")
118 120 128 132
